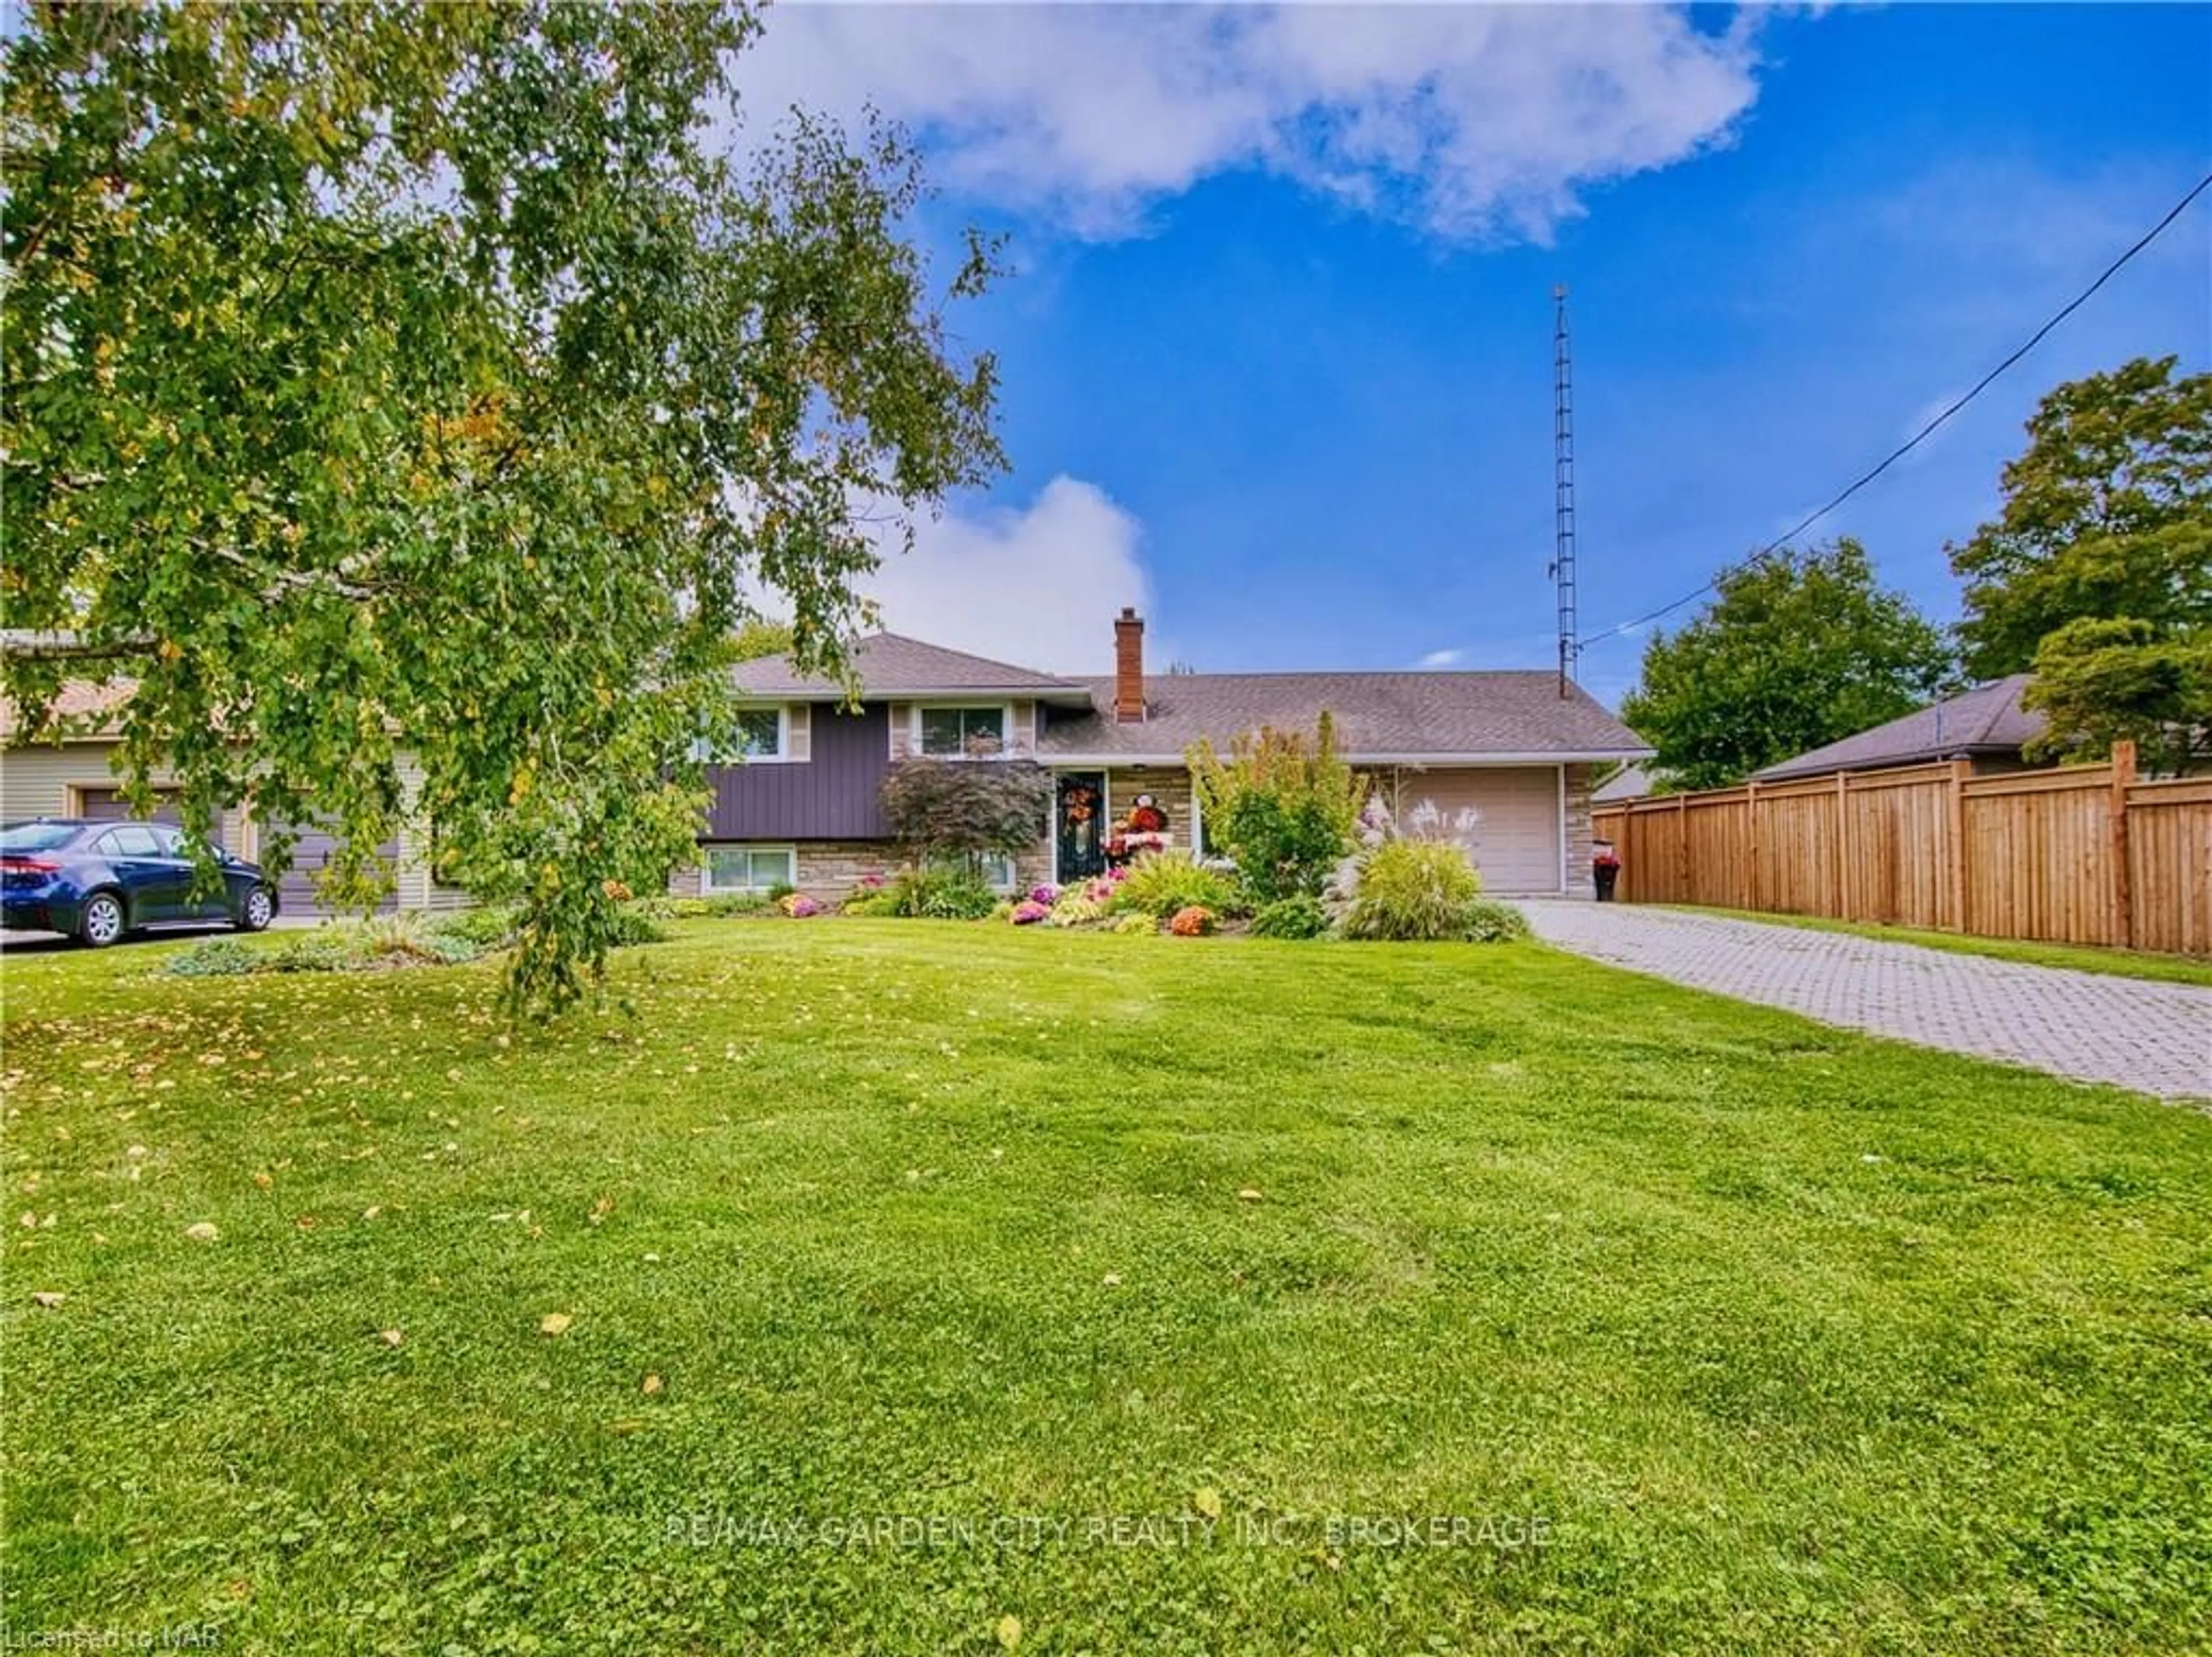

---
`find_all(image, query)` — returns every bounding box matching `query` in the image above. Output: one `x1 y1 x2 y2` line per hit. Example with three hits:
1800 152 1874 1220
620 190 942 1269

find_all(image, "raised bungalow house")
677 609 1653 903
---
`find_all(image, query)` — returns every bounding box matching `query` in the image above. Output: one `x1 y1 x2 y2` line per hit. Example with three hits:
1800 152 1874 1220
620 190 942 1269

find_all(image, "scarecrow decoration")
1107 792 1171 863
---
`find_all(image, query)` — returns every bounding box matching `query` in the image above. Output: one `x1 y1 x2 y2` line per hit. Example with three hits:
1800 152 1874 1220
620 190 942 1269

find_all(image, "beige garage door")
1378 766 1563 895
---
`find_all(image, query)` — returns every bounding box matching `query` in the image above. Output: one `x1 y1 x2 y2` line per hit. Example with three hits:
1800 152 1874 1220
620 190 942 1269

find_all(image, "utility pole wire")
1578 168 2212 652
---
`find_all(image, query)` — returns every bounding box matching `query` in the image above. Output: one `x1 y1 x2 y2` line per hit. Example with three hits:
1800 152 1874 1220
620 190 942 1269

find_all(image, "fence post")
1746 780 1761 911
1675 791 1690 903
1832 771 1850 919
1946 759 1969 933
2110 739 2137 949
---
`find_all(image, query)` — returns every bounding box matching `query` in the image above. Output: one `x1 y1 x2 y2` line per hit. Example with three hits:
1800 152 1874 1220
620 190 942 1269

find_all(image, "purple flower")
1030 883 1060 906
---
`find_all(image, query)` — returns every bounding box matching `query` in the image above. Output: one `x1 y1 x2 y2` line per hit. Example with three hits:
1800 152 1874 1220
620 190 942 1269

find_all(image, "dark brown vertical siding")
704 703 891 840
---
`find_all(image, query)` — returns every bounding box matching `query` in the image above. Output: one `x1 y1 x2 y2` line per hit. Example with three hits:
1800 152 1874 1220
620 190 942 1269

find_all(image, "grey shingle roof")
1592 763 1656 803
1752 675 2044 781
732 633 1088 698
1039 672 1651 761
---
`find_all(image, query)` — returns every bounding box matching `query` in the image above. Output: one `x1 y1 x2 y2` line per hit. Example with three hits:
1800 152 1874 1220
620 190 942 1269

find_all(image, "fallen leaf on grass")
378 1329 404 1347
1236 1188 1264 1203
184 1221 219 1243
1101 1273 1122 1288
995 1615 1022 1651
31 1291 66 1309
642 1373 664 1396
589 1196 614 1226
1193 1486 1222 1519
539 1312 573 1336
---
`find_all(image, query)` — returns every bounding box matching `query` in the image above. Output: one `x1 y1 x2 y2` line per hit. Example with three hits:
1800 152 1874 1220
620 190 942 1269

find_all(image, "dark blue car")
1 819 277 947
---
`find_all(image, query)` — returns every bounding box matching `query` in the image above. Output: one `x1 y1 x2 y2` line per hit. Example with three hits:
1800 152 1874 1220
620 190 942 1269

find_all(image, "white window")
916 705 1009 758
925 850 1018 891
704 845 796 894
693 708 787 763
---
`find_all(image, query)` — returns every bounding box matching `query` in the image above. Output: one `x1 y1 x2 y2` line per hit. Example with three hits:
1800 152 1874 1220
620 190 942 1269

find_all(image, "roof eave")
1035 747 1658 766
740 684 1094 703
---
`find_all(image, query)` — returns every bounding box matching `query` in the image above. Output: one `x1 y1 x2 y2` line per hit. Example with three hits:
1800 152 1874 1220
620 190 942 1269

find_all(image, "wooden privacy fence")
1592 743 2212 956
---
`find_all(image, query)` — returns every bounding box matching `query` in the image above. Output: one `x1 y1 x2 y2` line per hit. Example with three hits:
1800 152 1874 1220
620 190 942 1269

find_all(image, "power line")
1578 167 2212 651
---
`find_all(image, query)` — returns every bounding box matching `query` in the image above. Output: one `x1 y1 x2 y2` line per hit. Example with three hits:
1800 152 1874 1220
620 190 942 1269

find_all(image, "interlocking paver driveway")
1520 902 2211 1102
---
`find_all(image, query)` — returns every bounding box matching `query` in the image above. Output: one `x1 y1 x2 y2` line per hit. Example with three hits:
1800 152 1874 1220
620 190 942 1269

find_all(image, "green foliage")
600 906 673 949
1188 714 1365 902
264 933 355 974
433 905 523 949
158 904 671 979
878 757 1052 876
1622 540 1956 790
878 865 999 921
1 3 1003 1018
1341 840 1491 941
1948 358 2211 770
1250 895 1331 940
1950 357 2211 680
1046 891 1111 927
166 939 262 978
730 621 798 663
2025 618 2212 773
665 892 772 920
1460 898 1533 943
1105 852 1240 919
1110 913 1158 936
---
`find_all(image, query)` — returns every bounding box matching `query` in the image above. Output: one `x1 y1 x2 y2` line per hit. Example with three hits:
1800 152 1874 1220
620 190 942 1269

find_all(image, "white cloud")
734 3 1772 241
1415 648 1465 668
859 476 1152 672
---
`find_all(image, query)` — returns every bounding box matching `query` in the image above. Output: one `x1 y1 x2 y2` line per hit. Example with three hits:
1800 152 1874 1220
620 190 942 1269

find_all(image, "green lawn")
5 920 2208 1655
1660 904 2212 989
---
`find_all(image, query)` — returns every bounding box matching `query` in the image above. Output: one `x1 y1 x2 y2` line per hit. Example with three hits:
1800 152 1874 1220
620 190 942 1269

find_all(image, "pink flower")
1030 883 1060 906
1011 900 1051 925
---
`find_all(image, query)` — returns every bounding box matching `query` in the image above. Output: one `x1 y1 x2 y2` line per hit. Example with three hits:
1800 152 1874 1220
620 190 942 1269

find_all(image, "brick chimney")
1113 607 1146 723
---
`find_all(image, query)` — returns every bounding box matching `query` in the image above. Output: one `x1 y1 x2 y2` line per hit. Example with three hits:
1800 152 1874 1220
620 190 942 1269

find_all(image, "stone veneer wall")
677 838 1055 903
1563 763 1596 899
1099 767 1197 857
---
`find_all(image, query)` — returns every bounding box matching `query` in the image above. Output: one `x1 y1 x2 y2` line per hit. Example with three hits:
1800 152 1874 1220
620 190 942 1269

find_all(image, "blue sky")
741 4 2211 703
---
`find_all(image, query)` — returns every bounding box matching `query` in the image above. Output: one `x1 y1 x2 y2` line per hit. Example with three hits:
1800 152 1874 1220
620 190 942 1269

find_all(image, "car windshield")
0 822 81 852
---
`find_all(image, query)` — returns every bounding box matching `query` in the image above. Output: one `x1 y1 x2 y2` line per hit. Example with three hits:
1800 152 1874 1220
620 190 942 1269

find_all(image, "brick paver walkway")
1520 902 2211 1102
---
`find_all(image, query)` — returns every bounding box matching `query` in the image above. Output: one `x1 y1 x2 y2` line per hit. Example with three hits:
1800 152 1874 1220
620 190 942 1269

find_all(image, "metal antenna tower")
1551 284 1579 698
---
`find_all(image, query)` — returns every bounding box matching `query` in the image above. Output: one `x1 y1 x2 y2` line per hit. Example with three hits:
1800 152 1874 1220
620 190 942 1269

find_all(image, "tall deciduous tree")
2 3 1002 1012
1948 357 2210 771
1620 540 1955 791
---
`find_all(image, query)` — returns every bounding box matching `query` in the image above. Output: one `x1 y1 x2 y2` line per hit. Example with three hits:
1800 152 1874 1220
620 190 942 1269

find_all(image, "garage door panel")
263 822 401 917
77 786 183 826
1381 767 1562 895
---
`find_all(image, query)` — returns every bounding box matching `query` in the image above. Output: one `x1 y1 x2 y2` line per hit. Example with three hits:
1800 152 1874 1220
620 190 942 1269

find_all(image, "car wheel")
79 891 126 949
236 885 275 933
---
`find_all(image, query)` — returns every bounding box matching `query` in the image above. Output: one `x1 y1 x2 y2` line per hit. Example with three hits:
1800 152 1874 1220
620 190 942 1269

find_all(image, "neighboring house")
680 608 1653 902
1750 674 2045 784
1592 763 1656 805
1 681 448 917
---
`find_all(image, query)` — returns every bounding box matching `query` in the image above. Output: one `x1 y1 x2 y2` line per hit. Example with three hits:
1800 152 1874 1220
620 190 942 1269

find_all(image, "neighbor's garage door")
77 786 183 825
1387 766 1563 895
264 822 401 917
